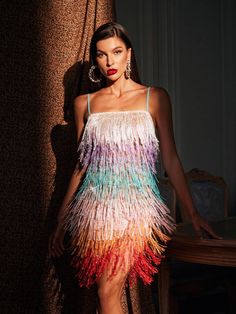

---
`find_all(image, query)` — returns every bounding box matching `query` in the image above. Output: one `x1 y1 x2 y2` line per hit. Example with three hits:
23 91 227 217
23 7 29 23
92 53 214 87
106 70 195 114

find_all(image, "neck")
105 76 136 97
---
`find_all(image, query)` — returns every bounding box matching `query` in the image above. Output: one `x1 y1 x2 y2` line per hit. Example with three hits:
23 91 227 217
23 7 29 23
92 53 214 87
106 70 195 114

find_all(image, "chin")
107 73 124 82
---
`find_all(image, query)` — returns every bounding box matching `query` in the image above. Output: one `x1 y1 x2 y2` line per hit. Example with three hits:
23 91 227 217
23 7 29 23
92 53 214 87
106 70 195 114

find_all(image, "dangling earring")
125 60 131 79
88 65 102 83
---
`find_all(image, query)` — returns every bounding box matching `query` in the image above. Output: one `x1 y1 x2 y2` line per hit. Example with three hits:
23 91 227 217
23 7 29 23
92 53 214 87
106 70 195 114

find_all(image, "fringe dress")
64 87 175 288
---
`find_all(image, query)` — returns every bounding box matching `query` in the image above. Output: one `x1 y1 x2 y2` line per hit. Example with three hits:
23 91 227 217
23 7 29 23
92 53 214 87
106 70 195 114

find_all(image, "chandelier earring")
125 60 131 79
88 65 102 83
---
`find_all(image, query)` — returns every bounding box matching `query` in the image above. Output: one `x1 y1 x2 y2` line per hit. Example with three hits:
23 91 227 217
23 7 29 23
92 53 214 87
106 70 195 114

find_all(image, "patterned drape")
0 1 114 313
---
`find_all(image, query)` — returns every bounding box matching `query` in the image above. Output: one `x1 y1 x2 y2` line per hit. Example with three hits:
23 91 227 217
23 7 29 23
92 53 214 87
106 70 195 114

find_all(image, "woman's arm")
55 94 88 224
150 87 220 238
49 94 88 257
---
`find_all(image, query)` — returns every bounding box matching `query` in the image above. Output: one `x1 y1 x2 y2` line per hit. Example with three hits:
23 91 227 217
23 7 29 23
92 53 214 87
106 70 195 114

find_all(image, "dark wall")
116 0 236 213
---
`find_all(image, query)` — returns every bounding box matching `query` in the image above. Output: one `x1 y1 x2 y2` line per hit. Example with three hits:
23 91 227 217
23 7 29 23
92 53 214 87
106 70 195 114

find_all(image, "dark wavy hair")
89 22 141 85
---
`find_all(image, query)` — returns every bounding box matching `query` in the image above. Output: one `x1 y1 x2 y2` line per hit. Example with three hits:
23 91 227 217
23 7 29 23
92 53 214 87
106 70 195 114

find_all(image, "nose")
106 54 114 67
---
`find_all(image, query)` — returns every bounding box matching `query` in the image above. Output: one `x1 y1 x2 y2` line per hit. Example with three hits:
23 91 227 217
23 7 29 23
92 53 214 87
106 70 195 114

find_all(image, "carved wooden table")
158 217 236 314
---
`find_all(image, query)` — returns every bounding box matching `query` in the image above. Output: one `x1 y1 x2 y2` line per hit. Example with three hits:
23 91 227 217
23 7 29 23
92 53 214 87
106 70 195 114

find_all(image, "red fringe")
71 243 164 288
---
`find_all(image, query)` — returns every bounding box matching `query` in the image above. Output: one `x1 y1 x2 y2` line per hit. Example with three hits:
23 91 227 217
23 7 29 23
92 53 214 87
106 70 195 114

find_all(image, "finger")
198 218 221 239
55 245 64 256
51 245 62 257
58 243 65 255
48 235 53 250
53 239 65 257
48 238 55 256
203 225 223 240
48 233 58 252
49 242 58 257
49 230 66 257
53 235 64 252
48 236 59 257
193 225 202 238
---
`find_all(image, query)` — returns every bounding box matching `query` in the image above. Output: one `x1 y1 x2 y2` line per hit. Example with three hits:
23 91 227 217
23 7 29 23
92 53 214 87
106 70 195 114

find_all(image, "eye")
96 52 104 58
114 50 122 55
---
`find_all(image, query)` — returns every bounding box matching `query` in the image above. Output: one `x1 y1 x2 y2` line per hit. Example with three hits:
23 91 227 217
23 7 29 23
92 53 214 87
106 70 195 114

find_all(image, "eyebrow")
96 46 123 53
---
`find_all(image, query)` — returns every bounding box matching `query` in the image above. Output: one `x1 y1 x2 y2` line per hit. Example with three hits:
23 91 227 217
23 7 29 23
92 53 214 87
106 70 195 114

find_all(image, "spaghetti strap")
87 93 91 115
146 87 151 111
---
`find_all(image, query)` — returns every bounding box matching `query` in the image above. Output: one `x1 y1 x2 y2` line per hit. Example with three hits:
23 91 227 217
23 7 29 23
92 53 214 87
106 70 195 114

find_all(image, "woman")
49 22 219 314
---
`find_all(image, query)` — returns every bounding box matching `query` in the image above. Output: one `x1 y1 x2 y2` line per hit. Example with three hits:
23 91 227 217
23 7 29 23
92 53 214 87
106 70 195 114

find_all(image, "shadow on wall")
0 1 46 312
43 60 98 313
0 2 94 312
63 60 101 122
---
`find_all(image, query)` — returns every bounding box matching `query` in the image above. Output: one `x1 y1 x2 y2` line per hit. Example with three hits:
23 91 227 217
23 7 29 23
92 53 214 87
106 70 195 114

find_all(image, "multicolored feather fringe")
63 110 175 287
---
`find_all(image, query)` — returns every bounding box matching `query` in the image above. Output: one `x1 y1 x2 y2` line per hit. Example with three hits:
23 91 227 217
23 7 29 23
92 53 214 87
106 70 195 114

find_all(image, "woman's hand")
190 212 222 239
48 223 66 257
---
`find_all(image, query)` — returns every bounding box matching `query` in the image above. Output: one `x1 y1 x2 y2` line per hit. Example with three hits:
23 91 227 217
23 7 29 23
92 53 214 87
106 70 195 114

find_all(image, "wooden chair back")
179 168 228 222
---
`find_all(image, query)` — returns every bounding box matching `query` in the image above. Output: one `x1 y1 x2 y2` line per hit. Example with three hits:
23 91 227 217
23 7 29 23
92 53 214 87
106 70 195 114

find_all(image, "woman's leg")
96 269 128 314
96 256 130 314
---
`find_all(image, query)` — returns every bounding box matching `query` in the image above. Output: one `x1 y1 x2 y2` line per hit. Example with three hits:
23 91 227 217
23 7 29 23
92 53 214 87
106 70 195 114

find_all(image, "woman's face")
95 36 131 81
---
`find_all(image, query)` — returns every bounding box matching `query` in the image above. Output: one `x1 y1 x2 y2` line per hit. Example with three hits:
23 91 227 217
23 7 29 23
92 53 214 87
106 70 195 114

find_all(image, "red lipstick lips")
107 69 117 76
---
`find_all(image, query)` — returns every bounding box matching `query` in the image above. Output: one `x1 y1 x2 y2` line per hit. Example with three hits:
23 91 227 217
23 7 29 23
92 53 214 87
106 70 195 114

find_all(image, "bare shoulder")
74 94 87 111
149 86 172 115
150 86 171 103
73 93 89 120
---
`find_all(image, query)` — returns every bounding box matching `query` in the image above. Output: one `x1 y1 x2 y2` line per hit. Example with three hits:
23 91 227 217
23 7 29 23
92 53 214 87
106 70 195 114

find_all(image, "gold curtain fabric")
38 2 115 312
1 1 114 313
1 0 156 312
